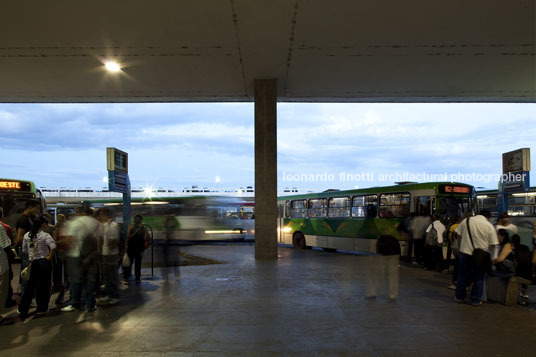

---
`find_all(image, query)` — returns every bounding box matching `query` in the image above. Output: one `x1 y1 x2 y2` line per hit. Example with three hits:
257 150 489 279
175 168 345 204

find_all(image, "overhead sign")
108 170 128 193
502 148 530 174
107 147 128 173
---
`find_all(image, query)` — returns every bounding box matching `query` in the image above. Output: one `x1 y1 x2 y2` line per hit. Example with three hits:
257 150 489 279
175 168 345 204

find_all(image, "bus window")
285 201 291 218
415 196 433 216
379 193 410 218
308 198 326 218
439 197 472 217
328 197 350 217
290 200 307 218
352 195 377 218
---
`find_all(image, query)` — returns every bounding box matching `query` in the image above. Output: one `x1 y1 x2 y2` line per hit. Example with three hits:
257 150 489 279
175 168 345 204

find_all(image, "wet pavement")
1 245 535 356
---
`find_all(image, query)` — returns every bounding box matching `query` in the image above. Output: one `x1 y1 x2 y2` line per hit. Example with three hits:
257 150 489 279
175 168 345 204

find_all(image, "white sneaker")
108 298 119 305
96 297 110 306
61 305 76 312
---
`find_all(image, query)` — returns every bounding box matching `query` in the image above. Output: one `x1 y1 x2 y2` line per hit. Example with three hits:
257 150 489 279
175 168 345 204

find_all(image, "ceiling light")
105 61 121 72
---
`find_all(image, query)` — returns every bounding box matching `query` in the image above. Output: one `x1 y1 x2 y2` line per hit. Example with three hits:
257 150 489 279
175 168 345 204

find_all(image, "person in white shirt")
96 208 121 305
454 210 499 306
409 215 431 265
0 224 14 325
61 207 101 313
495 212 518 235
424 214 446 271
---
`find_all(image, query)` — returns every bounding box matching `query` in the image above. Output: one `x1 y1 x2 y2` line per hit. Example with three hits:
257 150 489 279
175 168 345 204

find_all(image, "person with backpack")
17 216 56 319
123 214 150 284
424 214 446 271
61 206 101 313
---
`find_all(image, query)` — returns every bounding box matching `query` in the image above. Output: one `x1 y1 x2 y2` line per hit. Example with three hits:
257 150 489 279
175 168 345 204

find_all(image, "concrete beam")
254 78 278 260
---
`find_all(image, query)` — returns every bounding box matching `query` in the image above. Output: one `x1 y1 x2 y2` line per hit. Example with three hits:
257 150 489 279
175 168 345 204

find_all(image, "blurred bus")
0 178 46 228
85 196 250 242
278 182 475 254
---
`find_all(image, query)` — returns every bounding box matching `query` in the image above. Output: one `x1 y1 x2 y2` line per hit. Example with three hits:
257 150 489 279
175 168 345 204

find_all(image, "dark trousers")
19 258 53 314
452 251 460 284
67 256 98 310
100 254 120 298
409 239 424 264
5 263 13 307
424 244 444 271
123 251 143 280
455 252 485 304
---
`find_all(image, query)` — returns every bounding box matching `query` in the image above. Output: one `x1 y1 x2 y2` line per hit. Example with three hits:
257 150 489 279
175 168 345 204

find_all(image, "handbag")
20 240 36 281
467 217 492 272
122 252 131 268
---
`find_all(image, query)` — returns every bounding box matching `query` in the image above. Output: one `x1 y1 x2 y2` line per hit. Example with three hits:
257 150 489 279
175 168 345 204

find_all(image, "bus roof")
278 182 474 201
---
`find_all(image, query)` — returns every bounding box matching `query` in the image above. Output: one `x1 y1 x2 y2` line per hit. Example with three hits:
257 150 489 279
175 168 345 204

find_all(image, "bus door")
414 196 434 216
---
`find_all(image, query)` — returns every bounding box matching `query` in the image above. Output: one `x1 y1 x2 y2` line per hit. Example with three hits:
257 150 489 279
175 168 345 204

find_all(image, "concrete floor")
1 245 535 356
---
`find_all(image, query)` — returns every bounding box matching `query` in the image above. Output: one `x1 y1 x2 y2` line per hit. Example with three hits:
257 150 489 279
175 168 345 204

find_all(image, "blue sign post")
107 148 131 241
499 149 531 215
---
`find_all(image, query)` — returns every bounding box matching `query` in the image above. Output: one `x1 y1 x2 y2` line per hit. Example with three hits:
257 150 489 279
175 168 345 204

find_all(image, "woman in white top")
18 216 56 318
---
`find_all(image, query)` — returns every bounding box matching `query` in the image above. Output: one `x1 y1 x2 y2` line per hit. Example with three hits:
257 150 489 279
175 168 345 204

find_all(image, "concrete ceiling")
0 0 534 102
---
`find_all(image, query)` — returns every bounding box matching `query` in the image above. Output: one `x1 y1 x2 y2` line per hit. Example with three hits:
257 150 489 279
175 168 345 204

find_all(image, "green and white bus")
0 178 46 228
277 182 475 254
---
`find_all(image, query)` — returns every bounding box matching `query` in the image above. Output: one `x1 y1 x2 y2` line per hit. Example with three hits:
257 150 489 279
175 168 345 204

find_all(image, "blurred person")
511 234 532 299
424 214 446 271
96 208 120 305
398 213 412 262
61 206 101 313
495 212 518 235
0 208 16 308
52 214 68 306
163 214 180 281
491 229 516 279
454 210 499 306
409 214 431 265
447 215 464 290
18 216 56 319
123 214 150 284
0 222 15 325
15 200 40 295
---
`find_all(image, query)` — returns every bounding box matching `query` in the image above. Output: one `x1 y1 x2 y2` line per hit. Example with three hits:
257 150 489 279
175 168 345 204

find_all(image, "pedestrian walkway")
1 245 534 356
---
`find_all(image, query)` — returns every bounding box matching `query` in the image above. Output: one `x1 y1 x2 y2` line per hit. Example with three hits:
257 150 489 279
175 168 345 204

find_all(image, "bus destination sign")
440 185 471 194
0 180 31 191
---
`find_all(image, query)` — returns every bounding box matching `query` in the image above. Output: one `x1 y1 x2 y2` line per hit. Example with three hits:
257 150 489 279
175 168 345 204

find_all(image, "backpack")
425 224 439 246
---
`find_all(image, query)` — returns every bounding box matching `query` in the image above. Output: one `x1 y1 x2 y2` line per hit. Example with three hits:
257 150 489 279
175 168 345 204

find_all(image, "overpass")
1 0 534 258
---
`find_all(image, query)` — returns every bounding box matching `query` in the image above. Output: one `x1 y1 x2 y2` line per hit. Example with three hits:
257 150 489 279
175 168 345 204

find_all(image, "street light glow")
105 61 121 72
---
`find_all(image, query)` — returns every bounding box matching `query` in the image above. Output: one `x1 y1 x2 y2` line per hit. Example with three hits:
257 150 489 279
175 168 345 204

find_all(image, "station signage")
502 148 530 174
0 180 31 191
107 147 128 173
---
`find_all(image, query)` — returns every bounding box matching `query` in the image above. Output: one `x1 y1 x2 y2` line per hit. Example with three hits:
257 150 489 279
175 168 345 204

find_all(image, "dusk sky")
1 103 535 193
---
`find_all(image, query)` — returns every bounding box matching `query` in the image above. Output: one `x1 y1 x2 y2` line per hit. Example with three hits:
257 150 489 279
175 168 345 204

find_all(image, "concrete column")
254 78 278 260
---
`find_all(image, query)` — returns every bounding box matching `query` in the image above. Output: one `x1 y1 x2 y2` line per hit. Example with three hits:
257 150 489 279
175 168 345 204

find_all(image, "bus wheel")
293 233 307 249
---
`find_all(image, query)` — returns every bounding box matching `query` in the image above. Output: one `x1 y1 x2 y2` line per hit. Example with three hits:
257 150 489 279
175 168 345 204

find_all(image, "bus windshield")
439 197 473 217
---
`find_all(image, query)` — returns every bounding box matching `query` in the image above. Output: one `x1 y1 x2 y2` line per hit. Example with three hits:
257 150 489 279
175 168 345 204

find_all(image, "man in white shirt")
0 224 14 325
454 210 499 306
409 215 431 265
495 212 518 235
424 214 446 271
96 208 121 305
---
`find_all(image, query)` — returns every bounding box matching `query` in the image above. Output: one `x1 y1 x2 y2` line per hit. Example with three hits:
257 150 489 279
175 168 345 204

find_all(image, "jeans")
19 258 53 314
424 245 444 271
67 256 98 310
455 252 485 304
123 251 143 280
100 254 120 298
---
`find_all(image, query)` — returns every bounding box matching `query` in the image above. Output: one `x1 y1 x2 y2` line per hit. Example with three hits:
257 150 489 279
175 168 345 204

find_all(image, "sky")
1 103 535 193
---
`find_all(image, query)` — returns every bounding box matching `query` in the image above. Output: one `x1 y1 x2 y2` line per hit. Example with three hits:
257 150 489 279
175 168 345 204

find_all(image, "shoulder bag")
467 217 492 272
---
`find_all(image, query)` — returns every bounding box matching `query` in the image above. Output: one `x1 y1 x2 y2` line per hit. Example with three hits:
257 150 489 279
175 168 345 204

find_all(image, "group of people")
402 209 536 306
0 200 151 325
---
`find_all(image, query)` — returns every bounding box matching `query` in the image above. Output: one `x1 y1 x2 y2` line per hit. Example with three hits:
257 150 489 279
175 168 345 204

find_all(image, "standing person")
495 212 518 235
511 234 532 300
123 214 150 284
15 200 40 294
447 215 463 290
0 208 16 308
0 223 15 325
61 207 101 313
18 216 56 319
454 210 499 306
424 214 446 271
409 214 431 265
52 214 67 306
96 208 120 305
